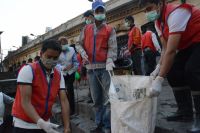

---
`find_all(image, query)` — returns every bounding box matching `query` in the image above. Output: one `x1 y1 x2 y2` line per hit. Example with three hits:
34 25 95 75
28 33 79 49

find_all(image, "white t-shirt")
155 8 191 37
151 32 162 53
14 64 65 129
17 65 65 88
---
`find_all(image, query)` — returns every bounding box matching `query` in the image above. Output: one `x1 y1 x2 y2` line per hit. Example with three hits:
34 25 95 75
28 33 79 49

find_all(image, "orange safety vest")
156 3 200 50
142 31 157 52
84 24 112 63
128 26 142 53
12 62 61 123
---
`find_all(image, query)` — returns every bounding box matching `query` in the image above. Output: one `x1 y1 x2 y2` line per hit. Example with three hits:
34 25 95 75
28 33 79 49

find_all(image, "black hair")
22 60 26 64
28 58 33 63
41 39 62 54
181 0 186 3
83 10 94 17
148 0 160 5
34 56 40 61
149 0 168 5
125 16 134 23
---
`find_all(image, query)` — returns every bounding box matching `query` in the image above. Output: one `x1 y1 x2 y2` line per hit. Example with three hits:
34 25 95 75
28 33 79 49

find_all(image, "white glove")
150 64 160 79
106 58 115 71
37 118 59 133
148 76 164 98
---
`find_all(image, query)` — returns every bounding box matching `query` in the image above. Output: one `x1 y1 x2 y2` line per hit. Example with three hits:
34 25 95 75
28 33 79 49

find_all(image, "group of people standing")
11 1 116 133
2 0 200 133
124 15 161 76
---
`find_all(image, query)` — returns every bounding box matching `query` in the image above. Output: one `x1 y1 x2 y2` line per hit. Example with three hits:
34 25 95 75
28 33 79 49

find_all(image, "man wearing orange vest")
76 0 117 132
124 15 143 75
146 0 200 132
12 40 70 133
81 9 95 102
141 27 161 75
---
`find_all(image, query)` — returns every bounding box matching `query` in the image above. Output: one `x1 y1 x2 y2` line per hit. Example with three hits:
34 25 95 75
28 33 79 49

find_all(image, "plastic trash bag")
75 71 81 81
109 75 157 133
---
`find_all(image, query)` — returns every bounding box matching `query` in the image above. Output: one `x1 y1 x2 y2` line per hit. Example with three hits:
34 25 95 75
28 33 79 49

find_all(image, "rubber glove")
37 118 59 133
106 58 115 71
148 76 164 98
150 64 160 79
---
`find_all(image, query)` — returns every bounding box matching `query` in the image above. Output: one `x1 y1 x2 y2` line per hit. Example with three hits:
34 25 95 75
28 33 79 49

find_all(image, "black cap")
83 10 94 17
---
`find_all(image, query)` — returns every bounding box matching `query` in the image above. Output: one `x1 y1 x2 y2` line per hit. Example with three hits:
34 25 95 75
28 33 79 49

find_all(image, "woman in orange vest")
146 0 200 132
124 15 143 75
12 40 70 133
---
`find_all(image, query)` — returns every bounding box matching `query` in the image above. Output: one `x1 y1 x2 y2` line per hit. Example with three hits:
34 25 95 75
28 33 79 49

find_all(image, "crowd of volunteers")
1 0 200 133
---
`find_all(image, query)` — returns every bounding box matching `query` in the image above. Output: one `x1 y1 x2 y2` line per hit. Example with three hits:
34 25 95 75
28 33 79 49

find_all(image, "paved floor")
73 79 195 133
52 79 195 133
156 80 194 133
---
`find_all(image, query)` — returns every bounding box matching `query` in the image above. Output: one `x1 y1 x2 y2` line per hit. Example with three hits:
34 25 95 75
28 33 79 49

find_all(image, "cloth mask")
94 14 106 21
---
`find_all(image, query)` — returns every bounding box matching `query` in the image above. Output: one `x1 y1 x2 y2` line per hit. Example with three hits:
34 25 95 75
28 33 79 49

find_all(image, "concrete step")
70 115 97 133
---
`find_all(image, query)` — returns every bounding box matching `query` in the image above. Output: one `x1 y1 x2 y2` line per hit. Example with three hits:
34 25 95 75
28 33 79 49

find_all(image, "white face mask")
62 44 69 51
124 22 130 28
85 19 92 24
41 58 58 69
146 10 159 22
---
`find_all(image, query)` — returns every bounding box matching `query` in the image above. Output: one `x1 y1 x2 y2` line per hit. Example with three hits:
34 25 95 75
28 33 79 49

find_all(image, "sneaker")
187 115 200 133
187 127 200 133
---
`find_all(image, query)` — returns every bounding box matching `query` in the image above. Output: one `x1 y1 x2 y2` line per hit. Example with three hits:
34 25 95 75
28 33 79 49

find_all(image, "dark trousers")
0 115 13 133
131 49 142 75
143 48 156 76
64 73 75 115
167 43 200 114
12 127 45 133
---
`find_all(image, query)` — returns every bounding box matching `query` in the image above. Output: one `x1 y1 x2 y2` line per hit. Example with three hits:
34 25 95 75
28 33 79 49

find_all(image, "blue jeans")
87 68 111 130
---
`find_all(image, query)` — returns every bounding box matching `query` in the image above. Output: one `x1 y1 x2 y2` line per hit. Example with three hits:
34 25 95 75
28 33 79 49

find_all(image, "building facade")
3 0 199 70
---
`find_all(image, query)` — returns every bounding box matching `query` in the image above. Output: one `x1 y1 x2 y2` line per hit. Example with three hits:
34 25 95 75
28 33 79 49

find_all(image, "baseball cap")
92 1 105 11
83 10 94 17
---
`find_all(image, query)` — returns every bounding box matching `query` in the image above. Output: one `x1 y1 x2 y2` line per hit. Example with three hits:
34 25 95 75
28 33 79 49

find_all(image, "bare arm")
19 85 40 123
59 90 70 133
158 36 167 65
159 34 181 77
